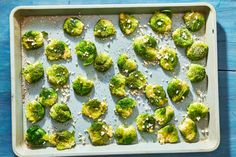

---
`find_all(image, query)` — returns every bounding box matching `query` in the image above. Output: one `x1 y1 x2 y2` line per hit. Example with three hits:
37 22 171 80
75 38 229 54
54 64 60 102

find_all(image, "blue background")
0 0 235 156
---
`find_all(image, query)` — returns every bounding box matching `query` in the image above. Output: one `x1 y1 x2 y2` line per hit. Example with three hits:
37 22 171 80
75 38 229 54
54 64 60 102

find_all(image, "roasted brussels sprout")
82 99 108 120
149 12 172 33
63 17 84 36
115 97 137 119
159 47 178 71
22 31 44 50
183 11 205 32
145 84 168 107
136 113 156 133
167 78 190 102
186 41 208 61
46 64 69 86
87 121 113 145
157 124 179 144
178 118 197 142
22 61 44 83
75 40 97 66
172 28 193 47
25 125 47 146
187 102 208 121
119 13 139 35
187 64 206 82
109 73 126 97
72 76 94 96
49 103 72 123
117 53 137 74
45 39 71 61
38 87 58 107
93 53 113 72
154 105 174 126
25 100 45 123
48 130 75 150
94 19 116 38
115 125 137 145
126 70 147 90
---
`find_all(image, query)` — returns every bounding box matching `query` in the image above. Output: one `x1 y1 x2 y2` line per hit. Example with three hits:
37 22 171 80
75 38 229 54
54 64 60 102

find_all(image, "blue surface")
0 0 235 156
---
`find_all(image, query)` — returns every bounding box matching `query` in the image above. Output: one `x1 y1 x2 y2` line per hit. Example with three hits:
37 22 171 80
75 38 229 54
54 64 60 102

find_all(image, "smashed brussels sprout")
157 124 179 144
22 31 44 50
38 87 58 107
183 11 205 32
109 73 126 97
25 125 47 146
154 105 174 126
75 40 97 66
25 100 45 123
145 84 168 107
119 13 139 35
149 12 172 33
72 76 94 96
136 113 156 133
87 121 113 145
178 118 197 142
172 28 193 47
46 64 69 86
115 125 137 145
186 41 208 61
159 47 178 71
93 53 113 72
187 64 206 82
48 130 75 150
94 19 116 38
49 103 72 123
22 61 44 83
63 17 84 36
82 99 108 120
167 78 190 102
115 97 137 119
126 70 147 90
187 102 208 121
117 53 137 74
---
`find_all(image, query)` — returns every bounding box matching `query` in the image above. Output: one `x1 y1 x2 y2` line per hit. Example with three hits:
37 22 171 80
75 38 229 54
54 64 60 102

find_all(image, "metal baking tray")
10 3 219 157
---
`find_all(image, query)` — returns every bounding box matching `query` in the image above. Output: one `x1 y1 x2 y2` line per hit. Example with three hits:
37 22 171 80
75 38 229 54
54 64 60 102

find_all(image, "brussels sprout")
87 121 113 145
63 17 84 36
93 53 113 72
72 76 94 96
26 125 47 146
172 28 193 47
115 97 137 119
186 41 208 61
119 13 139 35
154 106 174 126
126 70 147 90
117 53 137 74
183 11 205 32
46 64 69 86
25 100 45 123
145 84 168 107
159 47 178 71
167 78 190 102
49 103 72 123
187 102 208 121
136 113 156 133
75 40 97 66
45 39 71 61
22 31 44 50
22 61 44 83
109 73 126 97
157 124 179 144
149 12 172 33
115 125 137 145
94 19 116 38
178 118 197 142
187 64 206 82
82 99 108 120
38 87 58 107
48 130 75 150
133 35 158 61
